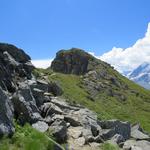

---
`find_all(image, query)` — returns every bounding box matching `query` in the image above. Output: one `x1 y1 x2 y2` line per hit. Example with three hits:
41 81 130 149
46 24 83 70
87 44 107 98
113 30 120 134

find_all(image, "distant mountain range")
127 62 150 89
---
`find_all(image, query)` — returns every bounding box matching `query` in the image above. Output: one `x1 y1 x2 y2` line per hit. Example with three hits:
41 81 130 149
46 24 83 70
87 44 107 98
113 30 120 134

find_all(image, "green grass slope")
0 123 62 150
34 68 150 132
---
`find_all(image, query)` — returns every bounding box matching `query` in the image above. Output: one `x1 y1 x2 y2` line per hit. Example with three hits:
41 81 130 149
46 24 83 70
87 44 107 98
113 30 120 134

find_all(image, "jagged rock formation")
51 48 108 75
51 48 129 100
0 43 33 92
32 97 150 150
0 87 14 136
0 44 150 150
0 43 62 135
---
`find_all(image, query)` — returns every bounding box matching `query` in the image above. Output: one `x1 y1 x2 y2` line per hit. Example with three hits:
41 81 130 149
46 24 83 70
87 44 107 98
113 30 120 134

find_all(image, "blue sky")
0 0 150 70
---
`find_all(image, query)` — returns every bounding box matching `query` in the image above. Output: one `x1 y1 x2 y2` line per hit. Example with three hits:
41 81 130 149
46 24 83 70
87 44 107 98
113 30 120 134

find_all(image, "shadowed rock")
0 43 34 92
0 87 14 136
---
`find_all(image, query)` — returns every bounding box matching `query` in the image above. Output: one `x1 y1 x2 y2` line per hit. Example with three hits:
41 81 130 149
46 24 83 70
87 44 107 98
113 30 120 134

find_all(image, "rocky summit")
51 48 108 75
0 44 150 150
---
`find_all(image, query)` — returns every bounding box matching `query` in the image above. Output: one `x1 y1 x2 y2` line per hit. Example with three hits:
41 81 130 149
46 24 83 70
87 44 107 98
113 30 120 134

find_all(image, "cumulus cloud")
99 22 150 73
31 23 150 72
31 59 53 69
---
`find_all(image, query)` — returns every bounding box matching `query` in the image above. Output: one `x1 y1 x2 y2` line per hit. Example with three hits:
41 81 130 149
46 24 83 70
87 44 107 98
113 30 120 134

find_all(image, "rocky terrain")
0 44 150 150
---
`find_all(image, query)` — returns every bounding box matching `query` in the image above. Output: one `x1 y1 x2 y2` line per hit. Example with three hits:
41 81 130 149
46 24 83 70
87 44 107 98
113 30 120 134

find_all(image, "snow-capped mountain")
128 62 150 89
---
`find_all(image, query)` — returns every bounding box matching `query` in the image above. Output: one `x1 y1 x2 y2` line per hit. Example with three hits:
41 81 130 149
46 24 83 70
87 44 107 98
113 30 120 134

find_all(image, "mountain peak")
50 48 103 75
128 62 150 89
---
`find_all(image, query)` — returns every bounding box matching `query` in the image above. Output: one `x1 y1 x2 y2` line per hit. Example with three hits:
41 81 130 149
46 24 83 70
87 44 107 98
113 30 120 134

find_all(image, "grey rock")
49 119 67 143
48 81 63 96
0 87 14 136
82 128 94 143
32 121 49 133
12 83 41 124
64 115 81 127
74 137 85 146
123 140 137 150
36 79 49 92
3 51 19 67
99 119 131 140
0 43 31 63
123 140 150 150
0 44 34 92
51 48 92 75
111 134 125 144
43 116 52 125
51 114 64 121
99 129 116 141
50 97 80 111
32 88 45 107
67 126 83 139
64 108 98 127
131 124 150 140
41 102 63 117
65 107 101 139
66 122 71 128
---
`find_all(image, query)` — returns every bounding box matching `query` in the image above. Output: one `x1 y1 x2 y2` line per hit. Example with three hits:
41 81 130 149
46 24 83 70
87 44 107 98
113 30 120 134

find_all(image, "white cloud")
99 22 150 73
31 23 150 72
31 59 53 69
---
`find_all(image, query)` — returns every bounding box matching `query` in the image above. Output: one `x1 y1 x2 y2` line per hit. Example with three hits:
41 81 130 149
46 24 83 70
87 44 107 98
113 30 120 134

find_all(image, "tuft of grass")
101 142 120 150
0 123 54 150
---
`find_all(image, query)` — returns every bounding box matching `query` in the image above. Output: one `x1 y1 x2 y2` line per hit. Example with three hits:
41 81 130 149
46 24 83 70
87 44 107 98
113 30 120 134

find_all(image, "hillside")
40 48 150 132
1 44 150 150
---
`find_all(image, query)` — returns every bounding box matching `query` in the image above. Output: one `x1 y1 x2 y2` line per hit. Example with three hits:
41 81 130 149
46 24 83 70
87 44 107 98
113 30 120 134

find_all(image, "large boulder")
32 88 45 107
131 124 150 140
98 119 131 140
12 83 41 124
99 129 116 141
49 119 67 143
51 48 103 75
32 121 49 133
0 43 34 92
48 81 63 96
123 140 150 150
0 43 31 63
111 134 125 144
50 97 80 111
41 102 63 117
0 87 14 136
67 126 83 139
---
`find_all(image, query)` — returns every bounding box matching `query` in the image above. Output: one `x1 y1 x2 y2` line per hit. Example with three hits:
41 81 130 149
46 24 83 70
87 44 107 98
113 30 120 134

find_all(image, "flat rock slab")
67 126 83 139
131 129 150 140
123 140 150 150
32 121 48 133
131 124 150 140
67 137 101 150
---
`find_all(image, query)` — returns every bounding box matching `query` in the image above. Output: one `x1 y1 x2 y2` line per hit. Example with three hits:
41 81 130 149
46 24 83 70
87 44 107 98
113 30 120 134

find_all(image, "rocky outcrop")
33 97 150 150
98 120 131 140
0 43 35 136
0 87 14 136
51 48 105 75
12 82 41 124
51 48 127 101
0 43 33 92
123 140 150 150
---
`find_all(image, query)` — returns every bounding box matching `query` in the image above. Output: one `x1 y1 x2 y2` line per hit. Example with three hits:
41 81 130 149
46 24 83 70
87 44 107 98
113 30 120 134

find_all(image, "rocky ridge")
0 44 150 150
50 48 129 100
